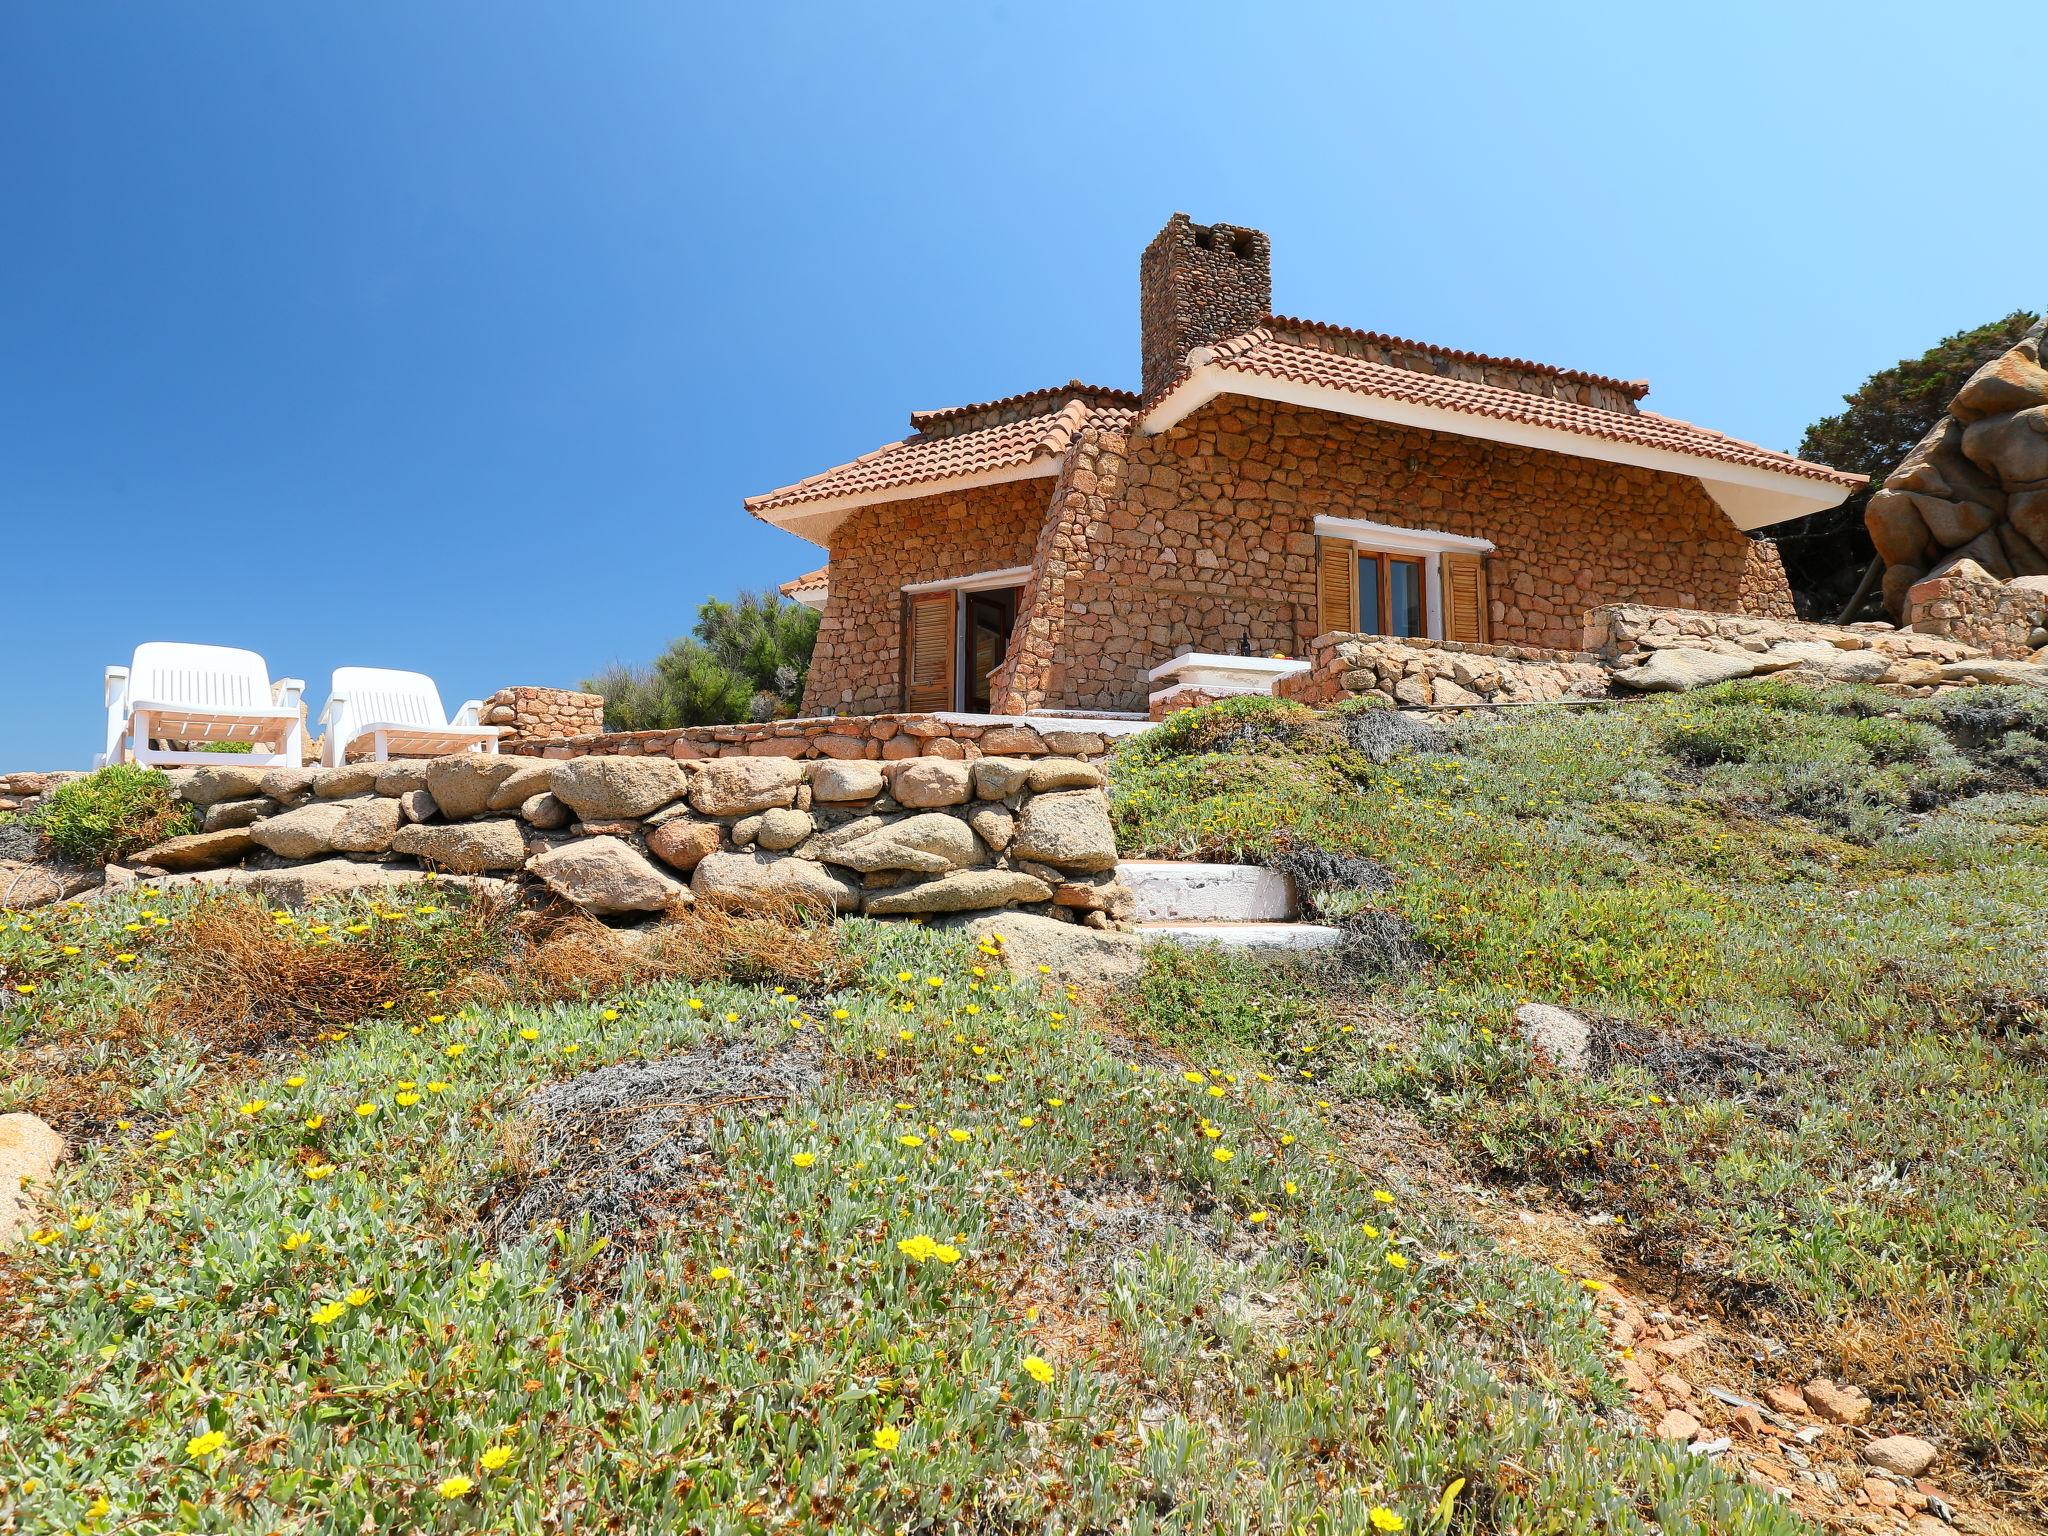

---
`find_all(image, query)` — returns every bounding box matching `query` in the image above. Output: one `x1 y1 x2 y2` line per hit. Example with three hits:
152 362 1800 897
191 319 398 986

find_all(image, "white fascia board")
748 458 1060 547
901 564 1035 595
1312 514 1495 555
1142 365 1856 531
788 586 829 612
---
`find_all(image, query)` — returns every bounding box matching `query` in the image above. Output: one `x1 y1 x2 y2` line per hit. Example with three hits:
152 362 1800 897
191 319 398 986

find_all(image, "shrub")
1113 694 1321 770
28 764 194 864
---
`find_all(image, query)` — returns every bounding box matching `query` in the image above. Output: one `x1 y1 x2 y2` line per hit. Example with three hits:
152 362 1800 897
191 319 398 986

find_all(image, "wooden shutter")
1441 553 1489 644
902 591 956 712
1316 538 1357 637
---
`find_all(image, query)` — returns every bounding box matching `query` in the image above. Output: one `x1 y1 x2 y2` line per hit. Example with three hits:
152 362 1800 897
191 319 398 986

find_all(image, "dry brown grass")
12 888 855 1139
148 891 514 1055
523 896 855 997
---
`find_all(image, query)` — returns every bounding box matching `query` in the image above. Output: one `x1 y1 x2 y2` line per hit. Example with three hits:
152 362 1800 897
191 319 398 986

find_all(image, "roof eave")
1138 361 1860 531
745 456 1064 548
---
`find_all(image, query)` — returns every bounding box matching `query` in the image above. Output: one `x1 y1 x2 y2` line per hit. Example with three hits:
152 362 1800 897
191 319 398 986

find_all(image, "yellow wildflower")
437 1475 473 1500
1022 1355 1055 1384
185 1429 227 1459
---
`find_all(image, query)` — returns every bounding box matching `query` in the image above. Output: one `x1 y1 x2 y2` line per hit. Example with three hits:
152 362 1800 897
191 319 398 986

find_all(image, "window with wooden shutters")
1316 537 1357 636
1440 553 1489 644
902 591 957 712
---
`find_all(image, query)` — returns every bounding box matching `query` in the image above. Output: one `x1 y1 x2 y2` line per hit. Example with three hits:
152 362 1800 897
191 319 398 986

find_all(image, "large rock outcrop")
1868 317 2048 615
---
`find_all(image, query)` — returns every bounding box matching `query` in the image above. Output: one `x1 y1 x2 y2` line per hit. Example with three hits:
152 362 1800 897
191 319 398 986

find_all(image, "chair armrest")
104 665 129 708
452 699 485 728
273 678 306 709
317 693 345 729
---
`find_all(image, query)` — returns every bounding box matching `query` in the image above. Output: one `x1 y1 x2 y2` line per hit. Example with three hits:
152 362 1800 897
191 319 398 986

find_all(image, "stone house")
750 215 1862 718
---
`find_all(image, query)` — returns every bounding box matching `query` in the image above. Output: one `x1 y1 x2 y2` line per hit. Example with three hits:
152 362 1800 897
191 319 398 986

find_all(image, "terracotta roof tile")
778 565 828 598
1191 328 1862 487
908 380 1138 431
1267 315 1649 399
746 395 1136 514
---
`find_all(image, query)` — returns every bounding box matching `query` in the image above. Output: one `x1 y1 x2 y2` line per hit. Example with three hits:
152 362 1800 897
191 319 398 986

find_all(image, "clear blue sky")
2 3 2038 767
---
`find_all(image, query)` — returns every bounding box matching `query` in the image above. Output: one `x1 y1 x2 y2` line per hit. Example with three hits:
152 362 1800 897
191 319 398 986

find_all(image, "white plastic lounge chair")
316 667 500 767
98 643 307 769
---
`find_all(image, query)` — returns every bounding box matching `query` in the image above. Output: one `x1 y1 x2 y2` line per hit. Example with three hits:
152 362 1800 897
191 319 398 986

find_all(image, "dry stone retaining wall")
104 753 1130 926
1277 634 1609 709
1901 561 2048 659
1582 603 2048 692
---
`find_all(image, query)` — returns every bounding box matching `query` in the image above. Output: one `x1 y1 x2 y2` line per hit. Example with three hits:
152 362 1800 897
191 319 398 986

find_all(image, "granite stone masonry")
501 714 1114 764
1901 560 2048 659
1276 634 1610 709
9 753 1134 926
804 477 1050 717
755 214 1850 722
481 686 605 742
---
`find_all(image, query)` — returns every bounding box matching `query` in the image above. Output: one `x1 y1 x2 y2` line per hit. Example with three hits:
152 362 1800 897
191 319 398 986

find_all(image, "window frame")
1355 549 1429 640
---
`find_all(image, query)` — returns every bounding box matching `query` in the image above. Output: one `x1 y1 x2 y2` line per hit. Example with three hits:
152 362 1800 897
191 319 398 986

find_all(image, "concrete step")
1137 921 1345 953
1118 860 1297 923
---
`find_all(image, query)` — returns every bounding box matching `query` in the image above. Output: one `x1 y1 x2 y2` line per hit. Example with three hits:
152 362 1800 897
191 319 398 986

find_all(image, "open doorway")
962 585 1020 713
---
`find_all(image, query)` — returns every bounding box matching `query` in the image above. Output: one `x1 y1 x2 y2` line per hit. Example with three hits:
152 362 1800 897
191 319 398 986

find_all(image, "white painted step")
1138 921 1345 953
1118 860 1297 923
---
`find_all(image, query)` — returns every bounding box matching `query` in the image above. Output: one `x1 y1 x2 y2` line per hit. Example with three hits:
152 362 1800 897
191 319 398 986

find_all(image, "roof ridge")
1267 314 1650 399
908 379 1141 431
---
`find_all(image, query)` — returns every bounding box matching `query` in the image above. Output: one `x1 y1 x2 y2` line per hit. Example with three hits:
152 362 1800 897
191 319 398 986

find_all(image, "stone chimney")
1140 213 1272 397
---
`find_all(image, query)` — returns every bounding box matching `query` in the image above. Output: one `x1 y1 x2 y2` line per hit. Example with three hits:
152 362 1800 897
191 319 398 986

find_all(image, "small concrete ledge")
1137 921 1345 952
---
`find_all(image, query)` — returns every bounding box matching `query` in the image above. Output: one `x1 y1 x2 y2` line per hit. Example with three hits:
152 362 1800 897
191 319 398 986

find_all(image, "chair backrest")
328 668 450 733
129 643 275 711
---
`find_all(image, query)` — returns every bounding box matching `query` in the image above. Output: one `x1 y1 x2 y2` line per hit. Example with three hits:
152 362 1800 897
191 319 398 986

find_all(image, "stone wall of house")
1901 560 2048 659
1276 634 1610 709
502 714 1113 763
795 400 1805 721
69 754 1129 926
803 476 1052 716
989 426 1131 715
481 686 605 742
1738 540 1800 622
1014 395 1783 713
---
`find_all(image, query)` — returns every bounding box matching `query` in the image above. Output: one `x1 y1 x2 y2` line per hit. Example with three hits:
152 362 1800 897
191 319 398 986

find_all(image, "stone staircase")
1118 859 1343 952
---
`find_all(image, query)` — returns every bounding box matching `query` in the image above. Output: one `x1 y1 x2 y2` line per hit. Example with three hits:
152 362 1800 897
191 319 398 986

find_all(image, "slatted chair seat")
317 668 502 767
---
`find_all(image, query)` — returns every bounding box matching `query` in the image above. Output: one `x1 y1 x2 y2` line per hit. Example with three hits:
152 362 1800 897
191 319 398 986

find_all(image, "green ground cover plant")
1111 687 2048 1506
0 883 1802 1534
20 765 195 866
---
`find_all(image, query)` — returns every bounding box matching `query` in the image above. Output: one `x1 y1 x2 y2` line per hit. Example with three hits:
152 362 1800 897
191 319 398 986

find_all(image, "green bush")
28 764 195 864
